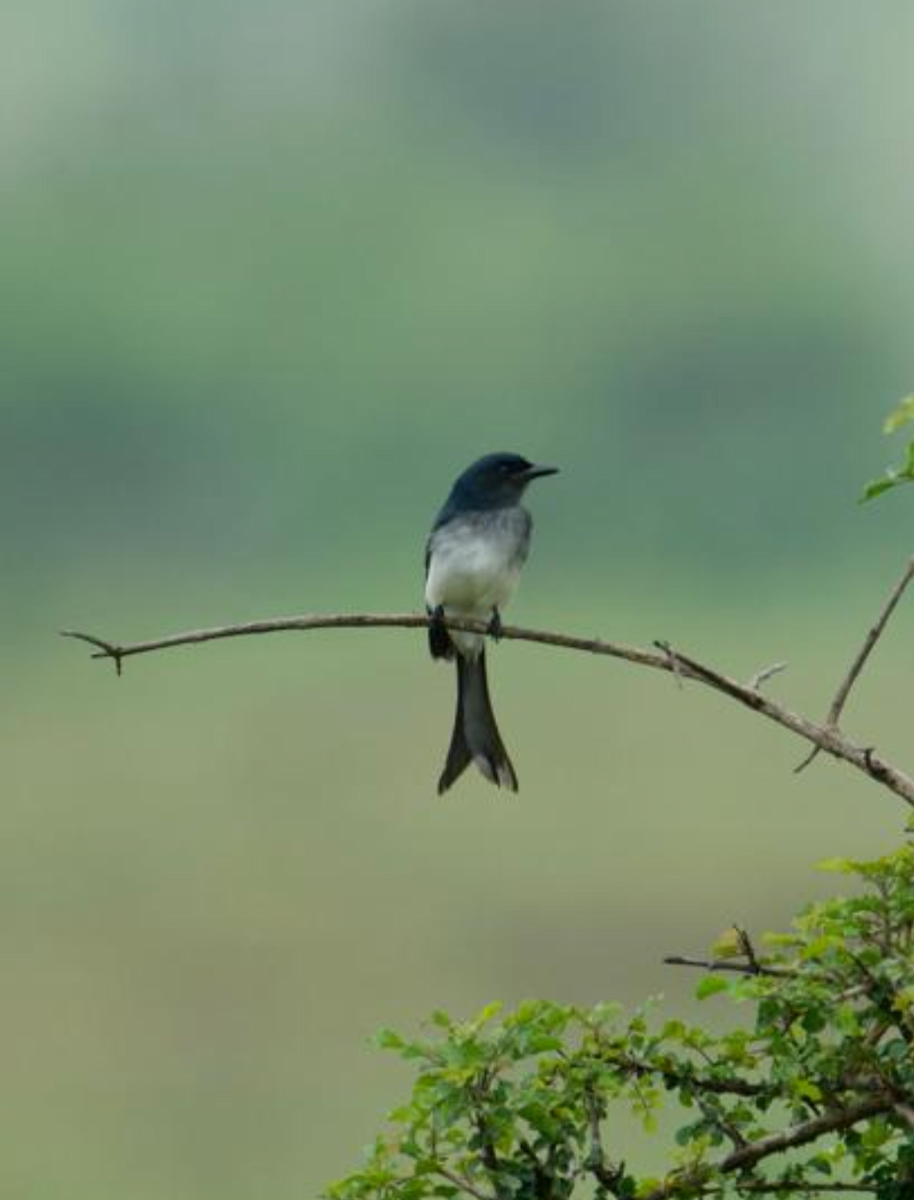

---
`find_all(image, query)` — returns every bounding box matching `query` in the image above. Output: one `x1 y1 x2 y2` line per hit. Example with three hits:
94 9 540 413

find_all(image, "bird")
424 452 558 794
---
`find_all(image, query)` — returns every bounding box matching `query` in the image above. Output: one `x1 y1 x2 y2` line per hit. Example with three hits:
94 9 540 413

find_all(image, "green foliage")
328 847 914 1199
861 397 914 502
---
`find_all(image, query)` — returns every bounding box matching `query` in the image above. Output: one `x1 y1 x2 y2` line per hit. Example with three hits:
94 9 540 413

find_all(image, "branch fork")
795 556 914 774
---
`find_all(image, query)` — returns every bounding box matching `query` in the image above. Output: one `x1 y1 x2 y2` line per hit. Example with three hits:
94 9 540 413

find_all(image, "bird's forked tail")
437 651 518 795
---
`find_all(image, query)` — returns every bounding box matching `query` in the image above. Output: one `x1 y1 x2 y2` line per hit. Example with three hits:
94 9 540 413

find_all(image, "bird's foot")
487 608 503 642
428 605 452 660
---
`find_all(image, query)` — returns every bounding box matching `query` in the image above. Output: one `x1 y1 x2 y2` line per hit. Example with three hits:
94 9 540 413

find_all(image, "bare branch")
796 555 914 774
642 1093 894 1200
62 611 914 807
603 1047 768 1097
583 1086 628 1196
894 1100 914 1130
663 954 791 979
725 1185 876 1195
719 1094 893 1174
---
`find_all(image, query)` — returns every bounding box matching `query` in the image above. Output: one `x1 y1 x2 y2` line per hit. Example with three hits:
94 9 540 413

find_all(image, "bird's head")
450 452 559 510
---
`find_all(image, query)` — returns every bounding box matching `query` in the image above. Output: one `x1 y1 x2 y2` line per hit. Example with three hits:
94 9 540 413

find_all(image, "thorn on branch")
794 744 821 774
746 661 787 691
654 640 684 689
60 630 124 676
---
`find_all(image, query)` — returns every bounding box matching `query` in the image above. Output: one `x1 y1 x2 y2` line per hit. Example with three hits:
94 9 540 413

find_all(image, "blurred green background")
4 1 914 1196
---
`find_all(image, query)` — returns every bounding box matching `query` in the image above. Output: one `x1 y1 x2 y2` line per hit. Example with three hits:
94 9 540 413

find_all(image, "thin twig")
825 555 914 726
736 926 761 974
724 1185 876 1195
602 1047 767 1097
663 955 792 979
796 555 914 774
435 1165 496 1200
694 1093 748 1150
61 611 914 808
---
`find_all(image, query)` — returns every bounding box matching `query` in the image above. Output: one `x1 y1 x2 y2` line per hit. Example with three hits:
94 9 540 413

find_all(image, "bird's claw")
487 609 503 641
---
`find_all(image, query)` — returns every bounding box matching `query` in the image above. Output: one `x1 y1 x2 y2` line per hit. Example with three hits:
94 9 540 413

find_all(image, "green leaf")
695 975 729 1000
710 927 742 959
375 1028 406 1051
473 1000 503 1027
835 1003 861 1036
860 473 903 503
817 856 855 874
883 395 914 433
793 1078 823 1102
525 1033 564 1054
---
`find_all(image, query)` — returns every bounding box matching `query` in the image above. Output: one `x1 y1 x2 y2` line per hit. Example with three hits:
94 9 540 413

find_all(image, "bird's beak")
522 463 559 481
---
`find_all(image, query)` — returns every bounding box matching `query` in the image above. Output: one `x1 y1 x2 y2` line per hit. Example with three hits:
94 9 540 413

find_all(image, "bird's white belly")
425 517 527 658
426 538 519 615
